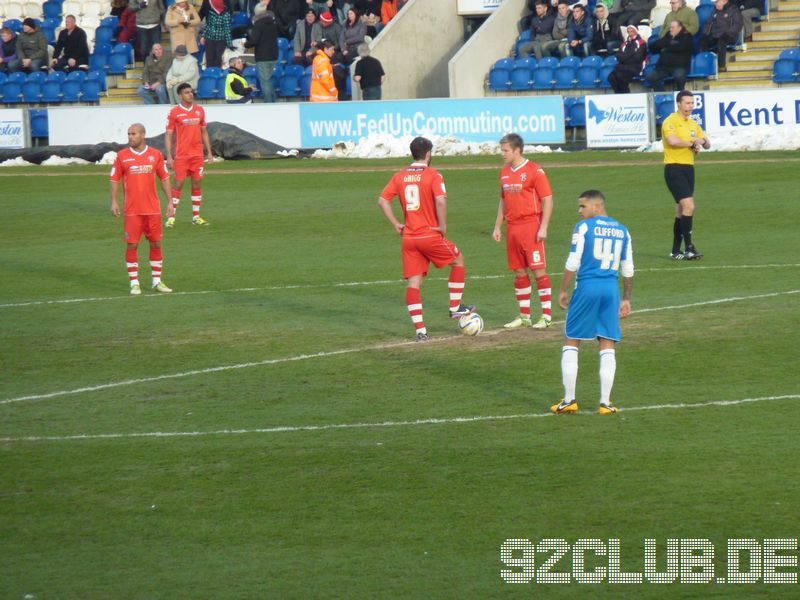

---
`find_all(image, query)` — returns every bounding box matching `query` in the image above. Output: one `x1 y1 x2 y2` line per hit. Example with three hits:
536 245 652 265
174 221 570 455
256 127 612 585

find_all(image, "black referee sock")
680 216 694 248
673 218 682 254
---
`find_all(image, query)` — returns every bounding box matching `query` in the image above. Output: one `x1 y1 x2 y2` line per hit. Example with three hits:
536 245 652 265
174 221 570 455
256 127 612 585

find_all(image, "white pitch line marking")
1 394 798 444
1 263 798 309
1 289 798 407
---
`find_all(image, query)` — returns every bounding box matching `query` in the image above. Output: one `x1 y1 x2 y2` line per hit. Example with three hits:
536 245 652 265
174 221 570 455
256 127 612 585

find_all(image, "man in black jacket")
272 0 303 38
519 1 556 60
52 15 90 72
699 0 743 71
646 19 693 90
245 5 279 101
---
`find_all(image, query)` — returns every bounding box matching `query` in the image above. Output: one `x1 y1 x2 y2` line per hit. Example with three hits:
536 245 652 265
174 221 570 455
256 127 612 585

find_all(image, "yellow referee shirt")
662 112 706 165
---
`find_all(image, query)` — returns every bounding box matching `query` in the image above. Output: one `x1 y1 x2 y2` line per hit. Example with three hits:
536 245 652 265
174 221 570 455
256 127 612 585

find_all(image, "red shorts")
124 214 162 244
401 234 461 279
506 221 546 271
173 156 205 181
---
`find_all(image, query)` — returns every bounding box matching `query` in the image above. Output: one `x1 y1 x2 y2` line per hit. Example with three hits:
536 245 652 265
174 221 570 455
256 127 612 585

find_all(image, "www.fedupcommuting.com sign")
299 97 565 147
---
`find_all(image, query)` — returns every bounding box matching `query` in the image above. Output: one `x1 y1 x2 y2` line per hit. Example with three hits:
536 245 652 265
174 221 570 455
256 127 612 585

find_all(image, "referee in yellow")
662 90 710 260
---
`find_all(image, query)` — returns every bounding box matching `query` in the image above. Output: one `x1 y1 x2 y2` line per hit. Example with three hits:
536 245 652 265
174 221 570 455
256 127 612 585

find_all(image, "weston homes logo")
586 95 650 148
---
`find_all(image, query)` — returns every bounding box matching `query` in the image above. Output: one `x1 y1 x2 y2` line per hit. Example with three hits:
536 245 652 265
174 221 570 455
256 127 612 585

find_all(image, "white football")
458 312 484 336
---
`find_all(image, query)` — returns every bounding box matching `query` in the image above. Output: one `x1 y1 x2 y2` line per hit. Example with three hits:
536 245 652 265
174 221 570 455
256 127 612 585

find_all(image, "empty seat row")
773 48 800 83
1 77 102 103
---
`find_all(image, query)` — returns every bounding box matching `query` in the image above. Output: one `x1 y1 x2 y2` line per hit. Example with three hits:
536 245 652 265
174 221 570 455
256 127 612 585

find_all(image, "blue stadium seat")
492 57 515 71
488 67 511 91
112 42 134 65
772 58 797 83
231 11 250 28
43 1 62 19
195 75 218 99
559 56 581 69
87 69 107 92
277 37 290 52
215 73 227 99
554 66 576 89
300 73 311 96
603 55 618 67
47 70 66 83
0 72 6 85
509 66 532 90
277 74 300 97
65 70 87 82
22 82 42 103
42 26 56 44
61 80 81 101
570 98 586 127
107 52 128 75
514 56 536 70
89 53 109 71
201 66 222 79
27 71 47 84
30 109 49 138
655 96 674 124
538 56 559 70
94 25 114 45
575 65 599 87
688 51 717 78
581 55 603 68
81 80 101 102
2 82 22 103
43 17 62 29
3 19 22 33
532 67 554 90
7 71 27 84
563 96 575 126
598 65 614 88
101 16 119 28
42 81 63 102
284 64 304 78
515 29 532 57
778 48 800 62
696 4 714 28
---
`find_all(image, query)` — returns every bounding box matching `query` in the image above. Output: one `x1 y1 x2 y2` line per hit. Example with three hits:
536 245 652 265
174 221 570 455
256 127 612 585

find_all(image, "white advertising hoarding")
48 103 302 148
689 89 800 135
457 0 504 15
0 109 26 149
585 93 652 148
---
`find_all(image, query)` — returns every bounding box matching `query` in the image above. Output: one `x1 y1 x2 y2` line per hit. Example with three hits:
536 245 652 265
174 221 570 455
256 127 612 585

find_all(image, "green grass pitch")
1 151 799 598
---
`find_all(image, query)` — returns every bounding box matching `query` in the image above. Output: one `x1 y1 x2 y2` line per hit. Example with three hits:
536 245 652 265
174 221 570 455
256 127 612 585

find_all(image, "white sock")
561 346 579 402
599 349 616 405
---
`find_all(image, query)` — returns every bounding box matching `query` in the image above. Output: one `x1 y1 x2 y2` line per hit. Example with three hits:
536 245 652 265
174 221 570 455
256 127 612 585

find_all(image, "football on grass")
458 312 484 336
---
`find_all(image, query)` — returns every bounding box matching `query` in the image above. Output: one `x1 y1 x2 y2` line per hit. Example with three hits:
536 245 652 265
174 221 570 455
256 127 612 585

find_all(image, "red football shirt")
166 102 206 160
380 162 447 238
499 159 553 225
110 146 169 216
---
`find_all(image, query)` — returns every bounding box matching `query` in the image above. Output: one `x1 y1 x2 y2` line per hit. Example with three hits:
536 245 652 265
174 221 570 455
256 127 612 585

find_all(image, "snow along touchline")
1 263 798 309
1 289 797 406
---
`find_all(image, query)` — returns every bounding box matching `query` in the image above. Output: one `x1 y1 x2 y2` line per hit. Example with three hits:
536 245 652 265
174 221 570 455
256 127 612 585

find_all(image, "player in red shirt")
164 83 214 227
492 133 554 329
379 136 475 342
110 123 175 295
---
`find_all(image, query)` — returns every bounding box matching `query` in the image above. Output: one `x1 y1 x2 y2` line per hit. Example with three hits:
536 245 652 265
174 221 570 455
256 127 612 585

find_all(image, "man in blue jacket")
563 3 593 57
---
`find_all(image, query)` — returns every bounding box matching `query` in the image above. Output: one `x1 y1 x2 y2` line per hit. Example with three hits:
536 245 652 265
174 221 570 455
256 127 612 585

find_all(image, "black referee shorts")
664 163 695 202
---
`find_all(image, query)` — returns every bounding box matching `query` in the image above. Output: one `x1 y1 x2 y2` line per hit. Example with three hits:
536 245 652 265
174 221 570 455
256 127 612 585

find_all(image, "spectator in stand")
166 0 201 54
647 19 692 90
0 28 17 73
597 0 623 25
353 42 383 99
541 0 571 57
381 0 399 26
308 0 334 15
355 0 381 35
111 0 129 17
563 3 593 57
699 0 742 71
131 0 166 61
310 38 337 101
165 44 200 103
245 4 279 102
199 0 233 69
225 55 255 102
518 1 556 60
339 7 366 63
293 9 317 65
312 10 342 48
614 0 654 26
608 24 647 92
737 0 761 42
273 0 302 38
659 0 698 37
591 3 620 56
116 4 138 46
15 19 48 73
138 43 171 103
52 15 90 73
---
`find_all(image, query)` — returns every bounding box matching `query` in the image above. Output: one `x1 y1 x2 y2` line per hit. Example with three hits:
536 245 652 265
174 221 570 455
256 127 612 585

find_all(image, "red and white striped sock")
406 287 426 335
150 247 163 286
171 190 181 215
535 274 552 320
514 274 532 319
448 265 465 311
191 187 202 219
125 248 139 286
